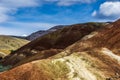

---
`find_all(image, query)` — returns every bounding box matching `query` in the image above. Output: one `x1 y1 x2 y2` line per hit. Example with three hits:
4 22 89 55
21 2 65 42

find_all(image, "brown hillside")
68 19 120 55
0 49 120 80
1 22 105 66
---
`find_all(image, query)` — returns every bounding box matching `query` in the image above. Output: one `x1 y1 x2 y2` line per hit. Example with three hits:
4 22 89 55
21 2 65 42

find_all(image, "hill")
26 25 66 41
0 22 106 66
0 35 29 58
0 20 120 80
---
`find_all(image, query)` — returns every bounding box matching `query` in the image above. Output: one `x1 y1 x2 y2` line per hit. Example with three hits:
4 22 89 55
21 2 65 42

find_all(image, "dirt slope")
68 19 120 55
0 50 120 80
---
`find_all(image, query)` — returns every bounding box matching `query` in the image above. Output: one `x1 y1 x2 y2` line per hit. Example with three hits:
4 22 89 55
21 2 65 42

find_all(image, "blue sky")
0 0 120 36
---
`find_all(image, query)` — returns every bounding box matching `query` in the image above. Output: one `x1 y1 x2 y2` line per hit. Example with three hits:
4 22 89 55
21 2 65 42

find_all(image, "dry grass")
0 35 29 56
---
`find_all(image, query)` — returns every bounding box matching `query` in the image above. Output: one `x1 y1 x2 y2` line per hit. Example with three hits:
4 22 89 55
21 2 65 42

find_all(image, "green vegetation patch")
0 64 12 72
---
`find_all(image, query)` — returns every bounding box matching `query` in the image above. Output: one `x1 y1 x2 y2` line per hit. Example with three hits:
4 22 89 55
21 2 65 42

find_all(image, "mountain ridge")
26 25 66 41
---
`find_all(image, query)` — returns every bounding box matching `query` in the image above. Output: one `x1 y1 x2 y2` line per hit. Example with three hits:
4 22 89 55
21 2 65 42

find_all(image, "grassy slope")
0 35 29 58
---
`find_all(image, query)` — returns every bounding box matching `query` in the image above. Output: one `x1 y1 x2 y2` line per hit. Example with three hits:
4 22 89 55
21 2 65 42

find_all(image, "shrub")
0 64 11 72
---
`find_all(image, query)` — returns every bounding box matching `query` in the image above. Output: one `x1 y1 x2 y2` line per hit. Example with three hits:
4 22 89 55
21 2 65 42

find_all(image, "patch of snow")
22 34 27 37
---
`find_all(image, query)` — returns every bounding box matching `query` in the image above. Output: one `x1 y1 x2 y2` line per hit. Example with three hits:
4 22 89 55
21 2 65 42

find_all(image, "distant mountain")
1 20 120 80
26 30 46 41
0 35 29 58
48 25 66 31
11 36 26 39
26 25 66 41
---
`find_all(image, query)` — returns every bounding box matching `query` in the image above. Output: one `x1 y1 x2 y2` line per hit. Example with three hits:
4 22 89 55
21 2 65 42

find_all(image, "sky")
0 0 120 36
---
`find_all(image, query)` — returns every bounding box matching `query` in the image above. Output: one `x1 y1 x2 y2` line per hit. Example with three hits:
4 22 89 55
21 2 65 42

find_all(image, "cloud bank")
46 0 96 6
0 0 39 23
0 0 96 23
92 1 120 20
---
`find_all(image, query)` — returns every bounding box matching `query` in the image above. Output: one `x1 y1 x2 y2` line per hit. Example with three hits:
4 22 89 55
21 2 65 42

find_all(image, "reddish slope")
69 19 120 54
0 63 45 80
0 49 120 80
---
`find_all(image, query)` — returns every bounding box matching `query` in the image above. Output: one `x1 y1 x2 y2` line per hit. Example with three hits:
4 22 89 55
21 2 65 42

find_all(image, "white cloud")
0 6 15 22
92 1 120 19
106 0 120 1
46 0 96 6
92 10 97 17
22 34 27 37
0 0 96 23
0 0 39 23
0 0 39 8
100 1 120 17
0 13 9 22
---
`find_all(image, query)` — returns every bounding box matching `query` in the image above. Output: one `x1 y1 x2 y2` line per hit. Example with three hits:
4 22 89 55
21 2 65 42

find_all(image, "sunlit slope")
0 35 29 58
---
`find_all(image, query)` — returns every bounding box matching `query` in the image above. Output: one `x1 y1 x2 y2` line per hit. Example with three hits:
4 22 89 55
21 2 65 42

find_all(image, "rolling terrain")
1 22 106 66
0 35 29 58
0 20 120 80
